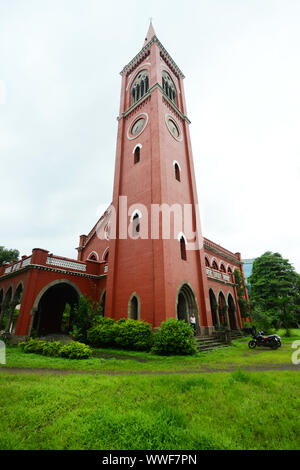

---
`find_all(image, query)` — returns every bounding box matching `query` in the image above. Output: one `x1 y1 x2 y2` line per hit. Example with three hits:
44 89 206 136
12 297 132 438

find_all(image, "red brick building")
0 23 249 341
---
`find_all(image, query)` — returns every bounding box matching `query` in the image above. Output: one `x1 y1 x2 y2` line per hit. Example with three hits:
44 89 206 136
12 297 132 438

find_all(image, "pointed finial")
144 19 156 46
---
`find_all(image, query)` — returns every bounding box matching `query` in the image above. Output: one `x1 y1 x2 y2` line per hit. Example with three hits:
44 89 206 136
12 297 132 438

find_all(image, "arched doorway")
8 283 24 334
128 293 140 320
228 293 238 330
32 281 80 336
218 292 227 327
0 289 3 329
0 287 12 331
209 289 219 328
176 283 199 331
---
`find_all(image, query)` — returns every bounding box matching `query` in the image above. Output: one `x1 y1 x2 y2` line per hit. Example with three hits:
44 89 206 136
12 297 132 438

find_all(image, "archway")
32 281 80 336
0 289 3 329
0 287 12 331
128 293 140 320
218 292 227 327
176 283 199 331
7 283 24 334
209 289 219 328
228 293 238 330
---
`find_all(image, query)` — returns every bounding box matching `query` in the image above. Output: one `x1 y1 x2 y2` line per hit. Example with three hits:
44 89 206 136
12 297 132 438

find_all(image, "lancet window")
131 70 149 105
162 71 177 104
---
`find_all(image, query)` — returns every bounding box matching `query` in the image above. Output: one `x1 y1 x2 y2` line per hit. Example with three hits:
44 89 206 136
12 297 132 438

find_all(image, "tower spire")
143 19 156 46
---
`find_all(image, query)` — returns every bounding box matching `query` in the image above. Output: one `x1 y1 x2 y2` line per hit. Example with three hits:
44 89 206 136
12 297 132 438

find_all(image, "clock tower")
104 22 213 334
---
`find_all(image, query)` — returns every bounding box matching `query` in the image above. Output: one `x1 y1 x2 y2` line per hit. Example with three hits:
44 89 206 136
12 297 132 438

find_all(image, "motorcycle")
248 330 281 350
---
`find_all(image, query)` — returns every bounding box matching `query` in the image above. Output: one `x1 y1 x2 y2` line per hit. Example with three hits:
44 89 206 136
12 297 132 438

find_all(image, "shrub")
115 319 154 351
71 295 103 342
151 318 197 356
87 318 118 347
59 341 92 359
18 338 91 359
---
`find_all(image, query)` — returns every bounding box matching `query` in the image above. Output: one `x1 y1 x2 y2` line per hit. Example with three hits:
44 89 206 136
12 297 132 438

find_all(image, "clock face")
168 119 179 138
131 118 145 136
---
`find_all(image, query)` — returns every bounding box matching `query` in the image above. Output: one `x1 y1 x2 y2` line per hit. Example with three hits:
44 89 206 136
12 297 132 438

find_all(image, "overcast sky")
1 0 299 272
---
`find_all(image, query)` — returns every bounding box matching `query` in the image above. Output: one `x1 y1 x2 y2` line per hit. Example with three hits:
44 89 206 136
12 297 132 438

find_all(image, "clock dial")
168 119 179 138
131 118 145 136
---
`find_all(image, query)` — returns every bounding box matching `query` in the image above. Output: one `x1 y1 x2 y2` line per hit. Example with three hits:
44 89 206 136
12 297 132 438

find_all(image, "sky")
0 0 299 271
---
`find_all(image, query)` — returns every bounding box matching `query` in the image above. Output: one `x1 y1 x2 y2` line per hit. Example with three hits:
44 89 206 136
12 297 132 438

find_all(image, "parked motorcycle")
248 330 281 350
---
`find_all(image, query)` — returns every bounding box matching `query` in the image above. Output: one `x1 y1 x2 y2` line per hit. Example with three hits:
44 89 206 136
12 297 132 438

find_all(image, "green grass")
0 370 299 450
0 329 299 450
1 330 299 373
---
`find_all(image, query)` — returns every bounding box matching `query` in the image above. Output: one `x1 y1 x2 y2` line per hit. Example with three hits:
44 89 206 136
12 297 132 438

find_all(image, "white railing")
46 257 87 272
22 257 32 267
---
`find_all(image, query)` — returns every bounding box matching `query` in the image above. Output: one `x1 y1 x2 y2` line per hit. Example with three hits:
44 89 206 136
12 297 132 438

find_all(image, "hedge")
87 318 154 351
19 338 92 359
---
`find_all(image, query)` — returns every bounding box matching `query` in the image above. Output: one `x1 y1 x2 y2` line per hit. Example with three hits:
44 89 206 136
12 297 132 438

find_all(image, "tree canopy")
249 251 299 332
0 246 20 267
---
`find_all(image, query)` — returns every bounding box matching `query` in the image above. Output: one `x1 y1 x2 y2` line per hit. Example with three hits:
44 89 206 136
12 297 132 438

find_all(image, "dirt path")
0 363 299 376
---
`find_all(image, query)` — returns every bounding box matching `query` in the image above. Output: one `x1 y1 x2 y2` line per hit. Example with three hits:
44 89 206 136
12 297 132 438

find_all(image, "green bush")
59 341 92 359
87 318 118 347
115 319 154 351
151 318 197 356
71 295 103 342
18 338 91 359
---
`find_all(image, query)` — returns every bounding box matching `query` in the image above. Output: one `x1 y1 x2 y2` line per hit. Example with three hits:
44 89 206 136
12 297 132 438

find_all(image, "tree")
0 246 19 266
71 295 103 342
249 252 298 334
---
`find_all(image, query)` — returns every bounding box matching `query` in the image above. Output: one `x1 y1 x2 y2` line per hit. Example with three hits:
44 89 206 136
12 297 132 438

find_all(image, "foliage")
151 318 197 356
18 338 91 359
71 295 103 342
87 318 118 347
249 252 299 334
0 246 20 267
114 319 154 351
250 306 273 334
59 341 92 359
87 318 154 351
234 269 249 318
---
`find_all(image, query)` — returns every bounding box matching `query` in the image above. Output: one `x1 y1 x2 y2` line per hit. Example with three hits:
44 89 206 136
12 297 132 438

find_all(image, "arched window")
133 213 140 237
174 163 180 181
212 260 218 270
130 296 138 320
162 71 177 104
180 236 187 261
220 264 226 273
131 70 149 105
128 294 140 320
227 267 232 274
104 251 109 262
205 257 210 267
134 146 140 164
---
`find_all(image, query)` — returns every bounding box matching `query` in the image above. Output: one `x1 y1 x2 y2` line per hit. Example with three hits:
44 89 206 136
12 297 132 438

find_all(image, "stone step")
197 343 229 352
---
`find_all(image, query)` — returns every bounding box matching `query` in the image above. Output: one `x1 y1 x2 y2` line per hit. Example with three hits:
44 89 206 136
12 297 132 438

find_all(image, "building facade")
0 24 248 341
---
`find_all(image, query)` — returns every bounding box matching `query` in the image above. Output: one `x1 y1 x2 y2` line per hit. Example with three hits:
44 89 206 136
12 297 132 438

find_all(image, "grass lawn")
0 370 299 450
1 329 300 373
0 329 299 450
